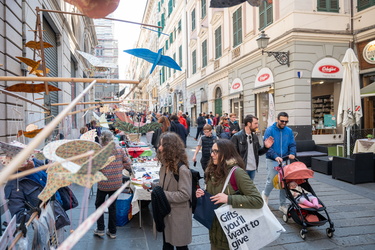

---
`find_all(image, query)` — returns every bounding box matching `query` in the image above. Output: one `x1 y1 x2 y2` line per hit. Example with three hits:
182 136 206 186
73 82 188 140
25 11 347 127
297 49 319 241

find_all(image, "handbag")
193 190 218 229
214 167 286 250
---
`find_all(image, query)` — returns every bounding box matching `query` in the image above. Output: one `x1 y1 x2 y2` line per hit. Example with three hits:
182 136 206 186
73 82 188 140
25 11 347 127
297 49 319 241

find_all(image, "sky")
113 0 148 79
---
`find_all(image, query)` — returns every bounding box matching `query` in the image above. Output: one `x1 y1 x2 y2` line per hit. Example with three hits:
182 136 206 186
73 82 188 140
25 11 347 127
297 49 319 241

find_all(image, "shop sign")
254 68 274 88
230 78 243 94
312 57 343 79
190 93 197 104
363 40 375 64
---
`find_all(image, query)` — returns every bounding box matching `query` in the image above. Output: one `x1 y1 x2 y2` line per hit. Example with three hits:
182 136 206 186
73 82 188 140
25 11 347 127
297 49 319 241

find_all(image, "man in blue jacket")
262 112 296 214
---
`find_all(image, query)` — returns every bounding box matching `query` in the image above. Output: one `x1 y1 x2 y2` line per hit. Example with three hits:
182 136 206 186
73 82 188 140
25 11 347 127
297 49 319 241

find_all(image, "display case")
312 95 335 134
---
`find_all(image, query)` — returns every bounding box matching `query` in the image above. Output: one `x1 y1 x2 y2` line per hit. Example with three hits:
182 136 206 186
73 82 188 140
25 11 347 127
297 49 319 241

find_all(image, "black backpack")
174 162 202 213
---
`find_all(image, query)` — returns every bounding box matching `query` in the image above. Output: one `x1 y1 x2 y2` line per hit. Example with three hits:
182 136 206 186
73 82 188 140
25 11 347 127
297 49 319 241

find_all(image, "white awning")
361 82 375 97
252 85 270 94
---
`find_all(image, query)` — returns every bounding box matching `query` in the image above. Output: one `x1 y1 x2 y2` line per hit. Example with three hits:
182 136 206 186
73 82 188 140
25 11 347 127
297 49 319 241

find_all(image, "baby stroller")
279 160 335 240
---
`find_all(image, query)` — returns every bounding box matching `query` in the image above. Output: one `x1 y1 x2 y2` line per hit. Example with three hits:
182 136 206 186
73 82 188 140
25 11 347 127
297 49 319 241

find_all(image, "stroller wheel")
282 214 288 223
326 228 334 238
300 229 307 240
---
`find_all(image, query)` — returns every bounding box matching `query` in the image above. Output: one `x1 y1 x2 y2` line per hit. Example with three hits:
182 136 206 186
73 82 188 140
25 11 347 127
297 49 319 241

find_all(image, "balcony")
201 68 206 77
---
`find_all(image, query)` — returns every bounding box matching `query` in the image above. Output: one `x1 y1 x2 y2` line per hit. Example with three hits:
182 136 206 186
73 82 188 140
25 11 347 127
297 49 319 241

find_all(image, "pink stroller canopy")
283 161 314 180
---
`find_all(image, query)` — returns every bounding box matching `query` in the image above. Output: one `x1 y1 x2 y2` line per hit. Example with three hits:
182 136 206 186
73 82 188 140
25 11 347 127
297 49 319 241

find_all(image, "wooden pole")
0 89 49 111
0 76 138 84
36 8 162 29
0 80 97 186
8 150 95 181
52 101 121 106
66 105 98 115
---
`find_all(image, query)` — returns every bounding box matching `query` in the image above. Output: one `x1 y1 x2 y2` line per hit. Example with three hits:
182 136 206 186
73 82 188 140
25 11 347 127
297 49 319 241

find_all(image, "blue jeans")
246 170 256 180
264 159 287 206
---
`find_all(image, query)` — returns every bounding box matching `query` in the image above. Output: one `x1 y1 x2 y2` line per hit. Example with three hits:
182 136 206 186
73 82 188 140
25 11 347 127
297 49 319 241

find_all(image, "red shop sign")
258 73 270 82
232 82 241 89
318 65 340 74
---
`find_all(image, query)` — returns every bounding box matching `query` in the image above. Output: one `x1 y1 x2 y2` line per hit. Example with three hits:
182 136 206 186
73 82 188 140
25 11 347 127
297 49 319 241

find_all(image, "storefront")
357 39 375 129
253 68 274 134
200 88 208 114
311 57 343 144
228 78 243 124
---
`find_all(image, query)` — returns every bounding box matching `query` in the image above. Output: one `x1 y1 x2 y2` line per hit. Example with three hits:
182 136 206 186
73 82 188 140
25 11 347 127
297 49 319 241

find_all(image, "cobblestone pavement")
65 127 375 249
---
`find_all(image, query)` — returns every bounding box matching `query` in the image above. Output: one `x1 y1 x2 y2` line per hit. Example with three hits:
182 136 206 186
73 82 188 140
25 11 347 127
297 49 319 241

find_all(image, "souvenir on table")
0 141 40 165
79 129 97 142
38 141 116 203
114 119 162 134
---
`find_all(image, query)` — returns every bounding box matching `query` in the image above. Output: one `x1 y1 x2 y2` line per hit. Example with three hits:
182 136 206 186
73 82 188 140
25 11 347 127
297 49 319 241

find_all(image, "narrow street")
68 127 375 249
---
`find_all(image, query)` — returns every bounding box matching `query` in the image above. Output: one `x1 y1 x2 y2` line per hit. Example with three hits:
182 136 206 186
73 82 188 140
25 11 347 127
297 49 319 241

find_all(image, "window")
317 0 339 12
170 32 173 44
215 26 222 59
158 1 161 12
95 45 103 56
173 53 177 73
259 1 273 30
191 9 196 31
192 50 197 74
165 40 169 50
178 19 182 33
158 21 162 37
161 13 165 28
160 67 165 84
179 45 183 67
168 0 173 16
233 7 242 48
201 0 207 19
202 40 207 68
357 0 375 11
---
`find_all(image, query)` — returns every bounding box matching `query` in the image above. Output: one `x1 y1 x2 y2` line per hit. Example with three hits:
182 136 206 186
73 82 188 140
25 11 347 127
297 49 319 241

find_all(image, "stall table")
353 139 375 153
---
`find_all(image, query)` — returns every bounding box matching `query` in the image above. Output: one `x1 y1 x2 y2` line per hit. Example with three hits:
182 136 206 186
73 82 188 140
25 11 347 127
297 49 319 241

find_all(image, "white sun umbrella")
337 48 363 156
267 93 275 128
77 50 117 68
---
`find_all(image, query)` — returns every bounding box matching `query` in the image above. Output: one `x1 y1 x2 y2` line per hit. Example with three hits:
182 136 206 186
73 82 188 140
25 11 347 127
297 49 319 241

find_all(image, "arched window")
215 87 222 99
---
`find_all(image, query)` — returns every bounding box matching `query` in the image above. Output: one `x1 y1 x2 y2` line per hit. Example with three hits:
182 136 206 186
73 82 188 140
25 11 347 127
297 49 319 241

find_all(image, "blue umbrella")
124 48 181 74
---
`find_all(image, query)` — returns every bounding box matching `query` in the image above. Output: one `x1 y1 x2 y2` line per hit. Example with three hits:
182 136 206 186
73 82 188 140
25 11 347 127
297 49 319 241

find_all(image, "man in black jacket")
231 115 274 180
195 113 206 141
170 115 187 146
228 113 241 137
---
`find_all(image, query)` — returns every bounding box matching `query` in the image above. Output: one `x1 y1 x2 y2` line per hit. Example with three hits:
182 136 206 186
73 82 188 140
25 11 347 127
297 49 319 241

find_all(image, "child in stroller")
288 181 320 209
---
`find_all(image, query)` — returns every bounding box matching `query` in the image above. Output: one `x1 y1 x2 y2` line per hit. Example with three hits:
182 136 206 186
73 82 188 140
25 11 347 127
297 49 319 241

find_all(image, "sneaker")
106 229 116 239
93 229 105 237
261 191 269 205
279 205 288 214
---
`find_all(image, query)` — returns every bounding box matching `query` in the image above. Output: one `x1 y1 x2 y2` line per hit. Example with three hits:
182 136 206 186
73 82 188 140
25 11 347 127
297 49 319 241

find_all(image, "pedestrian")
88 120 101 143
94 130 132 239
231 115 274 180
192 124 217 171
79 126 88 139
215 116 231 139
288 181 320 209
170 114 187 146
213 114 220 127
182 113 191 136
205 114 213 127
196 139 263 250
228 113 240 137
144 132 192 249
262 112 296 214
195 113 206 141
178 110 188 130
151 116 171 149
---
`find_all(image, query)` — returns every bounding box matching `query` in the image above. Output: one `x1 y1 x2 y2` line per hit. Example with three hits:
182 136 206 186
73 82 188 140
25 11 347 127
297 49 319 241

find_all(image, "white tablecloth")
353 139 375 153
129 161 160 215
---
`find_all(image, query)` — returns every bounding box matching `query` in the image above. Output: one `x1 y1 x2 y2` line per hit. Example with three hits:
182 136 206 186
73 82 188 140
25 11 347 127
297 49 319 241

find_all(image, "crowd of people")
2 108 297 249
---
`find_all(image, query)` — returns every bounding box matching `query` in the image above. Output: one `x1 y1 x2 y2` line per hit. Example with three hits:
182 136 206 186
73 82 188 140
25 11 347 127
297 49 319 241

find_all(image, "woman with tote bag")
196 139 263 250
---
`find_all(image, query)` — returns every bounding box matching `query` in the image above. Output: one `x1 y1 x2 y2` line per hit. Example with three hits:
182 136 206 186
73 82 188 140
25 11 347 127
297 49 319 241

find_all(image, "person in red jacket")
178 110 188 130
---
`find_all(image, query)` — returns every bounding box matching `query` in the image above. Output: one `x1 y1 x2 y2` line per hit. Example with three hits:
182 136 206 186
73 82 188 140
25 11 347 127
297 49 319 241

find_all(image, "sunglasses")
223 118 228 120
279 120 289 124
210 149 220 155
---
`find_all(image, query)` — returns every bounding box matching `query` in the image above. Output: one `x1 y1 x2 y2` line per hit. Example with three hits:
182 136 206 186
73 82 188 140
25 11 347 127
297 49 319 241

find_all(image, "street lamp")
256 30 290 67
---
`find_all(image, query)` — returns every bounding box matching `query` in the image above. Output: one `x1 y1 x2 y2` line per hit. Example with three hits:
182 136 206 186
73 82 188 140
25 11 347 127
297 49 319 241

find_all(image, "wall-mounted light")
256 31 290 67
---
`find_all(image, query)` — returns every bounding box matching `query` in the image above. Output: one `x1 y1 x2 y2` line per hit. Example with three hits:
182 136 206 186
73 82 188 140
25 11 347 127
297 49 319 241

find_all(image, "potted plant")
366 134 373 140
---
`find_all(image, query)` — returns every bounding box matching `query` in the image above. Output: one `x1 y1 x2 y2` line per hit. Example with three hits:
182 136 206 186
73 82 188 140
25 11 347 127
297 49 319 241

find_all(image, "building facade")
129 0 375 143
0 0 98 142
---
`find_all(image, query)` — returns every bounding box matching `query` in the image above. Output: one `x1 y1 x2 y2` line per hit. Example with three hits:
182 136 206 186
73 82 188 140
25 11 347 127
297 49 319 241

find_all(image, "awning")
360 82 375 97
227 92 241 99
252 85 271 94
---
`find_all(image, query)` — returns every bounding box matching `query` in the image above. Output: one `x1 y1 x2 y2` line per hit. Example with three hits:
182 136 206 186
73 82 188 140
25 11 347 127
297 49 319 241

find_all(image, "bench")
296 140 328 167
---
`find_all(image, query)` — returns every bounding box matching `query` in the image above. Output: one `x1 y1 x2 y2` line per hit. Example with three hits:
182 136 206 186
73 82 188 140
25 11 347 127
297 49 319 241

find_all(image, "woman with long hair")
215 116 231 139
151 115 171 149
196 139 263 250
146 132 192 249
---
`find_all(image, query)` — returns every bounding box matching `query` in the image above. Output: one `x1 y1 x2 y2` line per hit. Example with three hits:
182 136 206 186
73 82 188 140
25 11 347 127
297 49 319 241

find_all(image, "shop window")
215 26 222 59
259 1 273 30
233 7 242 48
357 0 375 11
317 0 339 12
